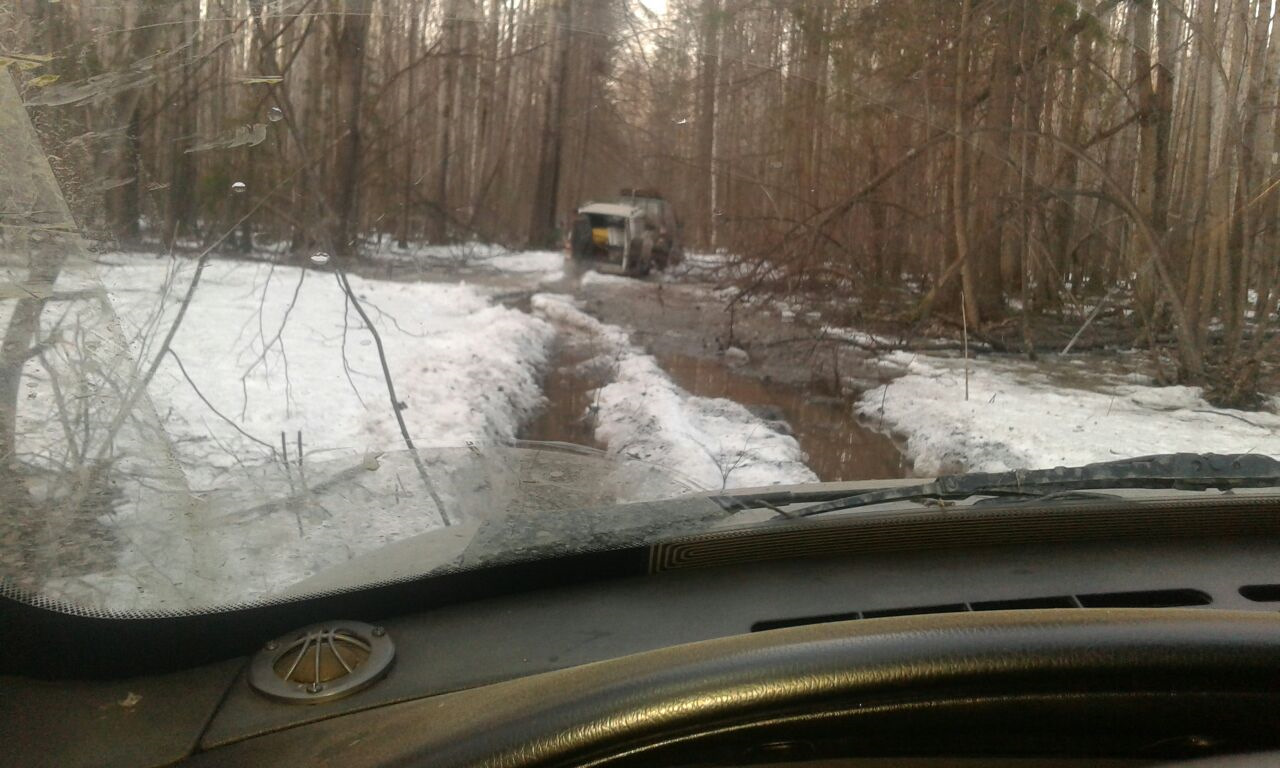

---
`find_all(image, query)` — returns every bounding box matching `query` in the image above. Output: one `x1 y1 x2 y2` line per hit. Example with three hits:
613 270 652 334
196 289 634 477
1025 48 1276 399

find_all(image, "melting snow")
369 240 565 283
578 269 634 289
42 254 555 609
858 350 1280 475
531 293 817 492
99 255 554 482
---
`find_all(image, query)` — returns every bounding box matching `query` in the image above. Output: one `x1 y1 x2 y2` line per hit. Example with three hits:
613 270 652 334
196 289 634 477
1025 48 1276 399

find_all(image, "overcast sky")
637 0 668 18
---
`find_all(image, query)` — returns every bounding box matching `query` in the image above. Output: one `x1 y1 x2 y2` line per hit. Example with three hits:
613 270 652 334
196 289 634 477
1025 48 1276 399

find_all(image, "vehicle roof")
578 202 640 217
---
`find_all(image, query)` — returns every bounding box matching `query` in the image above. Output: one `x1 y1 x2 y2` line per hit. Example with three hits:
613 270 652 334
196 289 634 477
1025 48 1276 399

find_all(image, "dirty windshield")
1 0 1278 613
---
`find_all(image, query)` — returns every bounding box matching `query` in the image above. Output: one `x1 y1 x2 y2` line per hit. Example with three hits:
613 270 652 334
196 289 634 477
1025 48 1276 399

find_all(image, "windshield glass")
1 0 1278 613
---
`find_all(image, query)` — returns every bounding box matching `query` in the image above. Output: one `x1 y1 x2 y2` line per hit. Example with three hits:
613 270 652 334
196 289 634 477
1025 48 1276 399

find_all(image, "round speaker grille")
248 620 394 704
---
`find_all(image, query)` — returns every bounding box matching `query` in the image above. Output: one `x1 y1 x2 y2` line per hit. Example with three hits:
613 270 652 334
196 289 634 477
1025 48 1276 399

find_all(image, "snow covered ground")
858 350 1280 475
668 250 754 283
367 240 565 284
99 253 554 480
35 252 556 609
33 251 820 609
819 324 903 350
531 292 817 492
24 246 1278 609
578 269 637 289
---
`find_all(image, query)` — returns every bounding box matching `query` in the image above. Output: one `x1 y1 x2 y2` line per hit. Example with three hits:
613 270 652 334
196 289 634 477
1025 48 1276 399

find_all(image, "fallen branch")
1190 408 1272 431
168 349 277 456
240 264 306 419
335 269 449 525
338 286 369 407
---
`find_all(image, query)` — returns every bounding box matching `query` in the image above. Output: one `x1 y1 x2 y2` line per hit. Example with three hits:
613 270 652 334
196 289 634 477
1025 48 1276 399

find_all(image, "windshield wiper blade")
715 453 1280 519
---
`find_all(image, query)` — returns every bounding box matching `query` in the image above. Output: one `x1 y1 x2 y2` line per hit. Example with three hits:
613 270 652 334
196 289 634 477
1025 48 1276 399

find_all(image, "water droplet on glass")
267 106 284 122
310 252 331 265
230 181 247 194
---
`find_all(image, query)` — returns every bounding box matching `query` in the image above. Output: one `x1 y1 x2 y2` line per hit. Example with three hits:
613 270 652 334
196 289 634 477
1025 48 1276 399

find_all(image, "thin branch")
339 287 368 407
167 349 278 455
238 264 306 418
334 270 449 525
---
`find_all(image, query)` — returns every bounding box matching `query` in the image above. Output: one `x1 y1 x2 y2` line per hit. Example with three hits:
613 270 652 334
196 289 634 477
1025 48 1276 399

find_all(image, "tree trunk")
527 0 572 247
953 0 981 325
331 0 373 256
430 0 461 243
695 0 721 247
398 8 420 249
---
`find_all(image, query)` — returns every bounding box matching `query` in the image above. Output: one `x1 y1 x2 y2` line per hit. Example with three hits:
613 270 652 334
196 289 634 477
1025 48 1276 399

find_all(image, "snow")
43 253 555 609
858 350 1280 475
579 269 635 289
530 290 631 347
99 255 554 477
723 346 749 366
821 325 899 349
369 240 511 265
487 249 565 276
26 244 1276 610
669 250 748 283
531 293 817 492
367 240 566 284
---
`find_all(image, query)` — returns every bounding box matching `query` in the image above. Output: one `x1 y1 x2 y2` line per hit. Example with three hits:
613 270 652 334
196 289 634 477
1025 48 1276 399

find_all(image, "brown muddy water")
521 336 605 450
654 352 909 482
520 337 910 482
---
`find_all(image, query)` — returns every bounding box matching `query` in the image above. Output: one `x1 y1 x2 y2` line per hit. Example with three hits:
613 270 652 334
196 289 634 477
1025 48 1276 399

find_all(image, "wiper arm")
713 453 1280 519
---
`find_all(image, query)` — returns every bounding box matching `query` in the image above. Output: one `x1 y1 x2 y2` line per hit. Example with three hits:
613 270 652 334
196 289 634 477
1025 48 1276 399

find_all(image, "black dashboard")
7 528 1280 767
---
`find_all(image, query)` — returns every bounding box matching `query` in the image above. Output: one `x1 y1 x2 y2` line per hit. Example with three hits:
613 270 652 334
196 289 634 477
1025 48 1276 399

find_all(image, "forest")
3 0 1280 405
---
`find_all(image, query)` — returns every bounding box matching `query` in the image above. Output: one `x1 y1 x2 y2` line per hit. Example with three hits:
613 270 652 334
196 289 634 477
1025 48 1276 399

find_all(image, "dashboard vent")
1239 584 1280 602
752 588 1212 632
969 596 1077 611
863 603 968 619
1075 588 1211 608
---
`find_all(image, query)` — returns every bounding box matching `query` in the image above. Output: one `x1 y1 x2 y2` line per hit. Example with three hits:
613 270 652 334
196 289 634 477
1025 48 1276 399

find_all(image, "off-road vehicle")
568 189 683 276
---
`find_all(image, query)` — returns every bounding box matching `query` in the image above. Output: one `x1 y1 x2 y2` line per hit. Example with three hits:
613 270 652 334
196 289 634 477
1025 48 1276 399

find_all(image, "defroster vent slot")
752 588 1212 631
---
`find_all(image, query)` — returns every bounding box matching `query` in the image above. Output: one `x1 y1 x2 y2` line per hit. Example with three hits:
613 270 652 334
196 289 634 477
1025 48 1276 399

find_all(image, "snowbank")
42 254 556 608
487 249 564 275
369 241 565 283
858 350 1280 475
369 240 509 264
100 256 554 477
578 269 635 289
531 293 817 491
820 325 900 349
670 251 750 282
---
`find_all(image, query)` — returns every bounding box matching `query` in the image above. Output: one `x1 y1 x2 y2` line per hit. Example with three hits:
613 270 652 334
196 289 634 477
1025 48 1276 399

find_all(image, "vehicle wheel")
569 216 593 260
653 247 670 271
627 236 654 277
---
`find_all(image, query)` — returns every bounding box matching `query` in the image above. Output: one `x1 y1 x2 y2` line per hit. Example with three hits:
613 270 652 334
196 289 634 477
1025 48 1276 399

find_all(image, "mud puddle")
653 352 909 482
520 329 909 481
519 335 604 449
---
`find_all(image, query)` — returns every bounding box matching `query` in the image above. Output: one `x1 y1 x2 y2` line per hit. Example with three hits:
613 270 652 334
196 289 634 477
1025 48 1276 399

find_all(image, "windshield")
1 0 1278 614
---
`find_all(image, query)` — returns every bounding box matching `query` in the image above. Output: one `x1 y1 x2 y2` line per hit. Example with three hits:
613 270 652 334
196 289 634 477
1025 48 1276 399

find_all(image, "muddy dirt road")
523 266 910 482
350 248 1280 484
353 250 909 481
